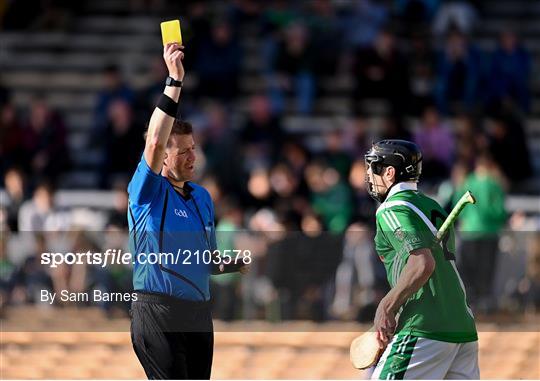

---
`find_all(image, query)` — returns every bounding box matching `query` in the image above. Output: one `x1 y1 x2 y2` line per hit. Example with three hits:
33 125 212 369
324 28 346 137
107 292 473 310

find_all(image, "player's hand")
163 43 185 81
374 296 396 349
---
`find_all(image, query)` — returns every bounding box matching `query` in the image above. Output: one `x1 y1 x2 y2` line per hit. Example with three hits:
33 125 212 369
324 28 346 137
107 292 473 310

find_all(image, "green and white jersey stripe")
374 183 477 343
374 334 418 380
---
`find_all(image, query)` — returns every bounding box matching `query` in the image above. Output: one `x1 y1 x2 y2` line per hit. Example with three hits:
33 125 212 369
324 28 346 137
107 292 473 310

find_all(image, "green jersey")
375 183 477 343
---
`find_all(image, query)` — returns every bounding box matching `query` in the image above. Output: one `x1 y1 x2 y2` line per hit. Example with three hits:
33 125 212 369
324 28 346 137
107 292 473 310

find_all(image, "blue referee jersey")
127 155 217 301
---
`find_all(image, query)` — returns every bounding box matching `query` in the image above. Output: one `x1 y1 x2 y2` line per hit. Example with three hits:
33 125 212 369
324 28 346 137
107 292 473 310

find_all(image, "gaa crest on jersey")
391 354 406 373
394 227 405 241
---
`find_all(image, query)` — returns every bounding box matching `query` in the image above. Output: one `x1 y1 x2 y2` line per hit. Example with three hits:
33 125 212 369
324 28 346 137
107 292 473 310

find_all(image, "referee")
127 43 247 379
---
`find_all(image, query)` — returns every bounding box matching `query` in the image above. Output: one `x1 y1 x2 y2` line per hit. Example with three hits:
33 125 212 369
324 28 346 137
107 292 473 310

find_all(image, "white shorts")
371 334 480 380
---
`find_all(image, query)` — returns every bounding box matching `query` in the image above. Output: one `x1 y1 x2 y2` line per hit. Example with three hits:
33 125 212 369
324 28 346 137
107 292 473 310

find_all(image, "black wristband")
157 93 178 118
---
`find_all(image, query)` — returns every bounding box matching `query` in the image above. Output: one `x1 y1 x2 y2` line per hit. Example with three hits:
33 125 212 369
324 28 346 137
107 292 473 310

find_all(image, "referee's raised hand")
163 42 185 81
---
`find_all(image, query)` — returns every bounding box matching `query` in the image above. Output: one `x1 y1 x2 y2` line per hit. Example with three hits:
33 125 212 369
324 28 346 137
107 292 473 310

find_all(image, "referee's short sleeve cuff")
139 155 162 178
128 154 164 205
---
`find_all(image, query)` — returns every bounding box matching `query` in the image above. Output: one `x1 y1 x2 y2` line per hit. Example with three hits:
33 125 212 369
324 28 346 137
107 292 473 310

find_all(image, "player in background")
364 140 479 379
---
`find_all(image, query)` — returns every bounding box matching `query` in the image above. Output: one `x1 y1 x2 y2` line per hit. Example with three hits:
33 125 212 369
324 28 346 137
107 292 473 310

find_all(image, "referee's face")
164 134 196 183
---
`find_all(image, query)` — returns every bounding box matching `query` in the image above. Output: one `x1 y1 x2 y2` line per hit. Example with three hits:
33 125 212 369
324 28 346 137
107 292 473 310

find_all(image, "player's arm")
144 43 185 174
386 248 435 308
374 248 435 347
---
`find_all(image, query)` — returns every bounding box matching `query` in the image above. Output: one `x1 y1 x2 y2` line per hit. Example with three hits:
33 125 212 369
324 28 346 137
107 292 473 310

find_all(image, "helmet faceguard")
365 152 386 202
364 140 423 203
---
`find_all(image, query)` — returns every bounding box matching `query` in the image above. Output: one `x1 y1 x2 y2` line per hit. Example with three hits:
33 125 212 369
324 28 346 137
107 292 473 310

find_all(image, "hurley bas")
41 290 138 304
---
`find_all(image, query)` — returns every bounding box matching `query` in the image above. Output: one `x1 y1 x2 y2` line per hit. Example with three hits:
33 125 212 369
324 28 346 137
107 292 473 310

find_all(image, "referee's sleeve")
127 155 163 206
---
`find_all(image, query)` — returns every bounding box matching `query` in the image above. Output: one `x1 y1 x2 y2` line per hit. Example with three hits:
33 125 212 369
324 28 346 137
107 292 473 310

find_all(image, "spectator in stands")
413 105 455 182
199 102 244 195
268 162 309 225
21 96 69 184
269 23 316 114
31 0 79 31
184 2 212 72
106 184 129 230
94 226 132 316
352 28 410 116
268 211 341 321
246 168 274 209
3 167 29 232
322 129 352 180
348 160 377 224
304 0 341 78
239 94 285 171
260 0 298 33
295 212 342 321
436 160 468 212
454 113 480 167
0 229 16 312
211 199 244 321
258 0 299 77
486 114 532 187
407 31 437 115
100 99 144 188
279 140 310 184
337 0 388 49
396 0 439 36
344 116 372 159
94 64 134 132
457 154 507 313
487 30 531 114
379 116 412 141
265 214 302 319
18 181 56 232
227 0 262 30
520 233 540 311
49 230 90 307
194 20 242 101
432 1 477 38
331 222 386 322
305 160 352 233
0 98 24 178
12 233 53 304
269 162 300 198
434 29 480 114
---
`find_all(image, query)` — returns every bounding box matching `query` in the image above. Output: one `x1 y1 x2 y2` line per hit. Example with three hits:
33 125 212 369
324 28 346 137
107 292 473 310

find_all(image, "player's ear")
385 166 396 182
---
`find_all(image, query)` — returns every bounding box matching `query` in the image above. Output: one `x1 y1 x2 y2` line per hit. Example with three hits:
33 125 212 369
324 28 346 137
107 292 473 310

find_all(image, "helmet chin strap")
369 176 398 203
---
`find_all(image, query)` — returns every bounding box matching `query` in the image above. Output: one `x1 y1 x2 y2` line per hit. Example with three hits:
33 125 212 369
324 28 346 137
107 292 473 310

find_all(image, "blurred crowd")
1 0 539 321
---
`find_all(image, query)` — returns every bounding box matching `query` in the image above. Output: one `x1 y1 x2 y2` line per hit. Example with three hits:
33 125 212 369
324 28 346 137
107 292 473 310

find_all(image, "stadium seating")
1 0 540 189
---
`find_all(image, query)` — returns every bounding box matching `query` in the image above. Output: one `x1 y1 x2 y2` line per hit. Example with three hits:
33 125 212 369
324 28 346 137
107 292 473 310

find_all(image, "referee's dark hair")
144 119 193 142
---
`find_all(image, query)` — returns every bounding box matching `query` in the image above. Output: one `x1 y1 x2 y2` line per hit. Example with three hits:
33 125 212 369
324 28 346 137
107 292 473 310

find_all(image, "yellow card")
160 19 182 46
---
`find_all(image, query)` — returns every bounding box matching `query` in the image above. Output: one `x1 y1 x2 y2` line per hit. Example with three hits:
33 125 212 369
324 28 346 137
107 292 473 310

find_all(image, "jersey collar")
387 181 417 199
377 182 418 213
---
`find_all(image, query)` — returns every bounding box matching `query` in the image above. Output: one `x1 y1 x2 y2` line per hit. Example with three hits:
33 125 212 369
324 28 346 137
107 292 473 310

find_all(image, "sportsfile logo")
174 208 188 218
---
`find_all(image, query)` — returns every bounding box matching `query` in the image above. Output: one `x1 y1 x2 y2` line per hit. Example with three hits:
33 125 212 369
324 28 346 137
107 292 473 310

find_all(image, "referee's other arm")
145 43 184 174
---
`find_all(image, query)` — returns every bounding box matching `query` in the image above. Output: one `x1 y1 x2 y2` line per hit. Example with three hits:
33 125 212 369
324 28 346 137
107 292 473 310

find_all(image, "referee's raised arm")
144 42 185 174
